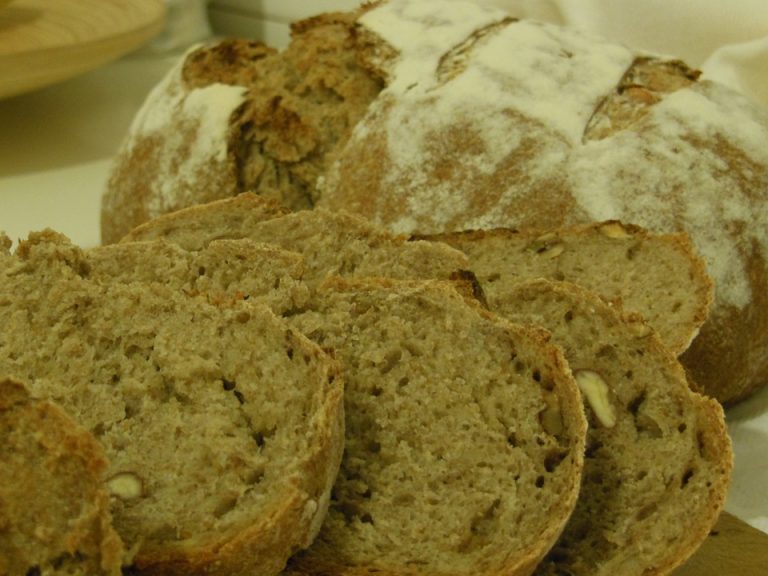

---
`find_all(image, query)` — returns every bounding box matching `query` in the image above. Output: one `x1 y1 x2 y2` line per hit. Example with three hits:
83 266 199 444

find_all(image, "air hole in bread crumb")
368 441 381 454
246 469 264 485
233 390 245 405
564 310 574 323
672 301 682 313
596 344 616 360
26 566 41 576
213 495 238 518
696 432 708 458
514 360 526 374
398 377 409 389
544 450 568 473
535 475 545 488
222 379 236 391
532 370 541 382
627 391 646 415
636 502 657 521
678 423 687 433
507 432 518 447
585 439 603 459
198 266 206 276
681 468 695 487
486 273 501 282
286 347 294 359
360 513 374 524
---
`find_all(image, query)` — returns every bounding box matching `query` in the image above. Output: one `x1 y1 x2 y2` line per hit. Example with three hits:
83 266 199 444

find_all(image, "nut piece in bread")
490 279 732 576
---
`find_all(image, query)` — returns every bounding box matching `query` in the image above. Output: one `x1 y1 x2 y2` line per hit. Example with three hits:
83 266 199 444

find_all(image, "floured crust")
0 378 125 575
284 277 587 576
421 220 714 356
489 280 731 576
102 6 383 245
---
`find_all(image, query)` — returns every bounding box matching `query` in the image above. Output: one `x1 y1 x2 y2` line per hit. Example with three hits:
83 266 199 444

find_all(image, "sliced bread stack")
422 221 714 356
491 280 731 576
122 192 470 285
118 195 731 574
284 278 587 575
0 377 124 576
0 231 344 576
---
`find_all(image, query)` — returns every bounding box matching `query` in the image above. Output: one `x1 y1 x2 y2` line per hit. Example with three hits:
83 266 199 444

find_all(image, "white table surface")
1 40 767 536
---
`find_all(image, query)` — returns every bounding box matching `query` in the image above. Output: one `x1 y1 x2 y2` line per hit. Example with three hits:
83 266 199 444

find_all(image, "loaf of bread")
122 192 470 286
422 221 713 357
0 230 344 576
487 280 731 576
283 278 587 576
102 0 768 405
0 377 125 576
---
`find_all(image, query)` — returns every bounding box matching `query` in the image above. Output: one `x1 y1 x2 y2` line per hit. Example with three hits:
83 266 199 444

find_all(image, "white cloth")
477 0 768 107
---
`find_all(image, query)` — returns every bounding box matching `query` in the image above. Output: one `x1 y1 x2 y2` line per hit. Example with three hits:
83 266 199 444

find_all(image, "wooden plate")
0 0 165 99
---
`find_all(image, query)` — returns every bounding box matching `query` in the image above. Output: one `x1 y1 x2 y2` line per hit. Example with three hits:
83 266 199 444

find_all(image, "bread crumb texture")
0 230 344 576
285 278 587 576
0 378 124 576
491 280 731 576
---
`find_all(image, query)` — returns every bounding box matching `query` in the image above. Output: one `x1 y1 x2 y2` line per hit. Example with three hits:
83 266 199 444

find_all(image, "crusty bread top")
122 193 470 286
101 6 383 244
285 277 587 576
0 230 344 576
489 280 731 576
0 377 125 576
422 220 714 356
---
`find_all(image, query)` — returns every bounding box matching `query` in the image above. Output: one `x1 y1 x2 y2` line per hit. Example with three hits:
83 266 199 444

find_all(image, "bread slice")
0 231 344 576
86 237 310 315
487 279 731 576
422 221 713 356
121 192 470 285
0 377 125 576
284 278 587 576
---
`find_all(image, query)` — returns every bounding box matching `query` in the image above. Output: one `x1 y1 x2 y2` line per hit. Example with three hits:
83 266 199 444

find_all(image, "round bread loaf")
0 231 344 576
0 378 125 576
101 0 768 405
